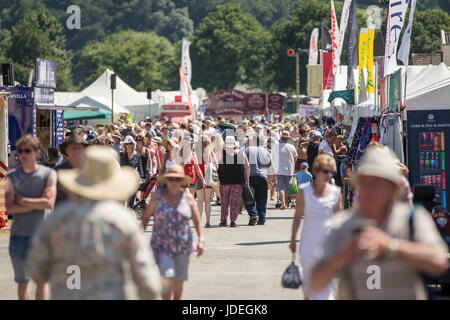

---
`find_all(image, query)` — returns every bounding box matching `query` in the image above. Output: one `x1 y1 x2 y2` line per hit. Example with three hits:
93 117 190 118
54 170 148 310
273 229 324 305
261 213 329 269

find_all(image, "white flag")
337 0 353 61
384 0 409 76
180 38 192 95
308 28 319 65
397 0 416 67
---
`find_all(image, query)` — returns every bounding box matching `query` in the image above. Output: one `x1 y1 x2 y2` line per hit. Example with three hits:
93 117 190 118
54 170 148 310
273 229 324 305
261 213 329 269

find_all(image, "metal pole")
111 89 114 123
296 52 300 114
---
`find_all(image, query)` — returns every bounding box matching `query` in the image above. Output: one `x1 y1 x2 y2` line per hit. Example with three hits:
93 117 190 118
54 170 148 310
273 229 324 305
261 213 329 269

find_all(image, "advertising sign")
247 93 267 115
35 58 56 88
53 109 64 148
407 110 450 208
34 87 55 106
268 93 284 118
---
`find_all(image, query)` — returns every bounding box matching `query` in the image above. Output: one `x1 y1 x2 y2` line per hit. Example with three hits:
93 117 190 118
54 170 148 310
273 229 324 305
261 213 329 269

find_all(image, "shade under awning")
64 108 112 121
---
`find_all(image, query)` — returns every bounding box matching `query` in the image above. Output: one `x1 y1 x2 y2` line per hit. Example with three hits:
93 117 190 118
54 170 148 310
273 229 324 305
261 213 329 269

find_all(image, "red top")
184 152 197 185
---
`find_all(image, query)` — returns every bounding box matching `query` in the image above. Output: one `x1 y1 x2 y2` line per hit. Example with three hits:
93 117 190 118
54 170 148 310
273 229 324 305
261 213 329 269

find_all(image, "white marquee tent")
405 62 450 110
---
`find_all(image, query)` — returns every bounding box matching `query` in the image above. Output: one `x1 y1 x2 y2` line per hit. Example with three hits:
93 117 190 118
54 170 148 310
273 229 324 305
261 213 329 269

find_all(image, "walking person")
266 138 277 201
244 135 273 226
5 135 57 300
271 131 298 210
119 135 144 209
310 146 448 299
178 134 206 195
289 154 342 300
141 165 204 300
217 136 250 227
26 146 162 299
196 135 217 228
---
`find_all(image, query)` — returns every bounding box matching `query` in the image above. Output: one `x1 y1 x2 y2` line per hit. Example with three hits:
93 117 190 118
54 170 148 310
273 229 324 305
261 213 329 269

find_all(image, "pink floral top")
150 189 194 257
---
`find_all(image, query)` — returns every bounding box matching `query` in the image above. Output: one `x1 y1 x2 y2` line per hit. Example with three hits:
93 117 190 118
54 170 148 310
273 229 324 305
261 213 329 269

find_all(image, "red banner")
206 90 267 116
268 93 284 118
322 52 334 90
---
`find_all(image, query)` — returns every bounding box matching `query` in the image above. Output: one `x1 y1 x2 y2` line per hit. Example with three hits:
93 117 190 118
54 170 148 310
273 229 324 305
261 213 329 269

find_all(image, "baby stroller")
134 173 159 220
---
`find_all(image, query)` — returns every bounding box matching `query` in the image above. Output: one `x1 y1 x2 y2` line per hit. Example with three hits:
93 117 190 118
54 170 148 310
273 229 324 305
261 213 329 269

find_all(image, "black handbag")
242 184 255 205
282 253 302 289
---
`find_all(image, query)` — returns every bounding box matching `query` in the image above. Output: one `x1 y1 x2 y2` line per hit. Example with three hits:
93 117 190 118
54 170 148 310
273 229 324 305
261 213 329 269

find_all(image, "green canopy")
64 108 112 121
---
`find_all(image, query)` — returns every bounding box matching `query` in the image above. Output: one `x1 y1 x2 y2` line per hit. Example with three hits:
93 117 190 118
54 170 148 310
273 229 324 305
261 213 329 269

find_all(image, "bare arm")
5 177 33 214
289 188 304 253
141 192 158 230
187 193 204 256
18 170 57 210
243 152 250 185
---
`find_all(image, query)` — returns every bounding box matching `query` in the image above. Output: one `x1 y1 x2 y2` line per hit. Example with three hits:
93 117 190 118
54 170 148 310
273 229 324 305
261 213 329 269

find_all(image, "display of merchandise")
419 131 446 206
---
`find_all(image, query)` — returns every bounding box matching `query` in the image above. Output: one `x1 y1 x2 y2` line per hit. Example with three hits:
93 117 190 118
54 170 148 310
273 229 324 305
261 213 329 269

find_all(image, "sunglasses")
166 177 183 182
18 148 33 154
320 169 336 175
136 139 143 142
106 141 113 144
125 143 134 146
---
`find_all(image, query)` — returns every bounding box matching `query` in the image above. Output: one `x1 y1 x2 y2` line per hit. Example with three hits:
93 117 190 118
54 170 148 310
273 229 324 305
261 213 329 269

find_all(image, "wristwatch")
387 238 400 258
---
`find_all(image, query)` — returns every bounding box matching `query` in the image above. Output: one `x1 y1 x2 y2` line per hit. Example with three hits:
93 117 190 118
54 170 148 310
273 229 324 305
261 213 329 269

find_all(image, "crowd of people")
3 113 449 300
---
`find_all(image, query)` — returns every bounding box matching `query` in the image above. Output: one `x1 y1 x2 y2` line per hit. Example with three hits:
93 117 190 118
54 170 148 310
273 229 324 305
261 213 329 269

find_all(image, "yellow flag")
357 29 368 96
366 27 376 93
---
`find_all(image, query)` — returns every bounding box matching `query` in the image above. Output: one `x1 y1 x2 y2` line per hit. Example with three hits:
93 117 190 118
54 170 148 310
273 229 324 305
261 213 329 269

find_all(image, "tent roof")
64 108 111 121
406 63 450 110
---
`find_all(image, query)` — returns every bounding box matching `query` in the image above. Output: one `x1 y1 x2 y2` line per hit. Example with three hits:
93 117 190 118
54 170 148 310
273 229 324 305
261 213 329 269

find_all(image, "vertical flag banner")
398 0 417 67
331 0 340 73
384 0 409 76
357 28 369 96
179 67 194 119
389 69 402 111
180 38 192 96
358 72 368 103
380 77 389 112
308 28 319 65
0 96 8 229
323 51 334 90
321 24 332 51
337 0 353 61
366 26 376 93
0 97 7 180
347 0 359 90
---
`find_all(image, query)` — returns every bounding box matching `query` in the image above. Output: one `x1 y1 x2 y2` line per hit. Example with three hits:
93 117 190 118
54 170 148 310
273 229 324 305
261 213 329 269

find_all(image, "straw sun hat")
157 164 191 185
58 146 139 202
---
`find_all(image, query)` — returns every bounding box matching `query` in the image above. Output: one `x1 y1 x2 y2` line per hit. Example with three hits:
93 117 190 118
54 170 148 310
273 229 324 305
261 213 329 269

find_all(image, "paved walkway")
0 198 304 300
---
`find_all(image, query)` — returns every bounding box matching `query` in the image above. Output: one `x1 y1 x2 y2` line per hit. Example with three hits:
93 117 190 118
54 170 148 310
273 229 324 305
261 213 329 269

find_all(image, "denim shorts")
154 252 190 281
276 175 293 193
9 236 32 283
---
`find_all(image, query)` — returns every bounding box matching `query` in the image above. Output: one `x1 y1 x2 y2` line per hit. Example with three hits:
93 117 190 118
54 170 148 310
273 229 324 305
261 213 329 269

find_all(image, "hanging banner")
321 24 332 51
307 65 323 97
35 58 56 89
337 0 353 61
308 28 319 65
331 0 340 73
389 69 402 112
357 28 369 96
323 51 334 90
366 26 376 93
384 0 409 76
179 67 194 119
347 0 359 89
398 0 417 67
180 39 193 97
380 76 389 112
206 90 270 116
407 109 450 209
268 93 284 119
0 97 8 180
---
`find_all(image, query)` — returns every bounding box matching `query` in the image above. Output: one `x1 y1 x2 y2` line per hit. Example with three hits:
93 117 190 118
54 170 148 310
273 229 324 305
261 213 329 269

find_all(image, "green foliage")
5 9 73 90
410 8 450 53
190 2 270 92
77 30 177 91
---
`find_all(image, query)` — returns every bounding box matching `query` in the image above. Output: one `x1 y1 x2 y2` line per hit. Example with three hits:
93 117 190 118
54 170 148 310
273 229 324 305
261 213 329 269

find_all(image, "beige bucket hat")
157 164 191 185
58 146 139 202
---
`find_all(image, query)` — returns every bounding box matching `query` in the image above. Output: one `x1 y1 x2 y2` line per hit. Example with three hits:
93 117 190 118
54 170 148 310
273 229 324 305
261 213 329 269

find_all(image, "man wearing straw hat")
26 146 162 300
310 145 448 299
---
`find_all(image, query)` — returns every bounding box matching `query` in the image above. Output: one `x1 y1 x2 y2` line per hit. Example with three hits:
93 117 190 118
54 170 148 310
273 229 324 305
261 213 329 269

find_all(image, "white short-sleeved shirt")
271 142 298 176
319 140 333 157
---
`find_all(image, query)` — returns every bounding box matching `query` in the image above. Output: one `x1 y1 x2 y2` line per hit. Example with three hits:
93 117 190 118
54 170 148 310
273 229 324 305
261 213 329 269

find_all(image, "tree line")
0 0 448 94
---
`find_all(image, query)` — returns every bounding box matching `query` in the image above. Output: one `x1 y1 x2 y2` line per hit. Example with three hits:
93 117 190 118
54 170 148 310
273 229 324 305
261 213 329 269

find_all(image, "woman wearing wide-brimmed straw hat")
141 164 204 300
26 146 162 300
